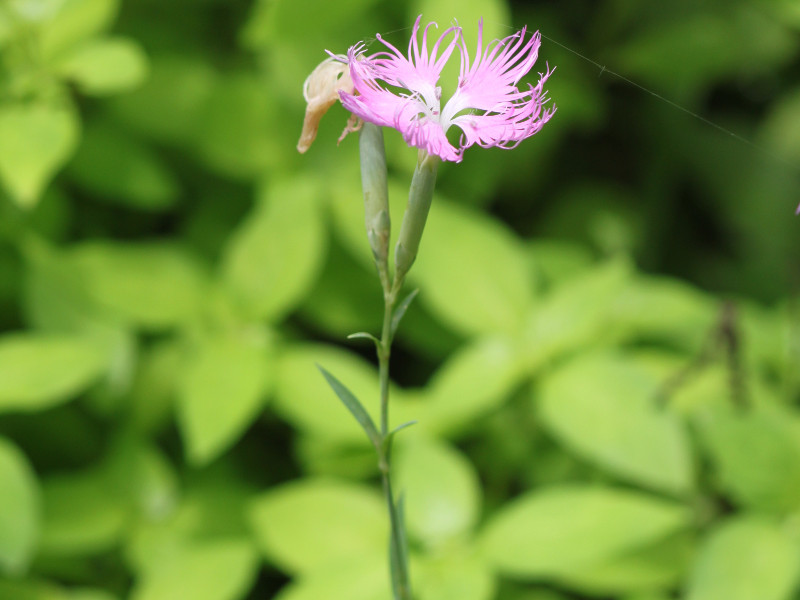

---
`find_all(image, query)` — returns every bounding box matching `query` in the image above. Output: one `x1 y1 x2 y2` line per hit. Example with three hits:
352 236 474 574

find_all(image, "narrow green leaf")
390 420 418 439
274 344 404 444
347 332 380 348
389 529 403 600
388 488 411 600
382 420 418 458
316 365 380 449
391 289 419 338
396 492 409 577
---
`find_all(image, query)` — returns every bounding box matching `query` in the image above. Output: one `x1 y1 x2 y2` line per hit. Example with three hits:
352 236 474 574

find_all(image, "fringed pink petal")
336 16 555 162
448 64 556 152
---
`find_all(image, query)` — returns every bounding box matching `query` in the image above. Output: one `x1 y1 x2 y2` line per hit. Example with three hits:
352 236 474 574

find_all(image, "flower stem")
377 282 412 600
358 122 424 600
379 290 394 437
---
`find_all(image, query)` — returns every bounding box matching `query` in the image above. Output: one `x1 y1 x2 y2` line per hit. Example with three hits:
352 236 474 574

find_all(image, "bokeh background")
0 0 799 599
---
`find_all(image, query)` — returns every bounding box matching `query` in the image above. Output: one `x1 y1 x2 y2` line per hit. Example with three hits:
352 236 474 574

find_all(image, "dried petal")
297 55 354 153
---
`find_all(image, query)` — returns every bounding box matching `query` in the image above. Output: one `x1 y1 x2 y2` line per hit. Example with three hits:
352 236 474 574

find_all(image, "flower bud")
359 123 390 265
394 151 439 285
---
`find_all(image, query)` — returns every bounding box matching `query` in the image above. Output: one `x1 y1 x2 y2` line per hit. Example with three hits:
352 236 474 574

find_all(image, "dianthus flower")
338 16 556 163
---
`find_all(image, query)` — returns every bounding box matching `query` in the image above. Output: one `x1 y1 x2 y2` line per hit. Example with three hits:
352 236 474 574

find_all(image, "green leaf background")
0 0 798 598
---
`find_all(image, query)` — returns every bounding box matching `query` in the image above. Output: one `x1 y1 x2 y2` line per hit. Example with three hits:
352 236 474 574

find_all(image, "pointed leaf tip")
382 420 418 456
347 332 381 349
316 364 381 449
391 289 420 337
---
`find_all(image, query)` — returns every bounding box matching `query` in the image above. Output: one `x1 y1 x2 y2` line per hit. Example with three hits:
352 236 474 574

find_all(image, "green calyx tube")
394 150 439 287
359 122 391 268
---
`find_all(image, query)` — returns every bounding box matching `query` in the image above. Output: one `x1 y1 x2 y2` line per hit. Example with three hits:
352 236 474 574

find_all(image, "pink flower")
338 16 556 163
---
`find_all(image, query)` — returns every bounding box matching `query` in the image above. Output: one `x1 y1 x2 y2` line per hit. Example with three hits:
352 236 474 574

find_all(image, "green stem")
377 284 412 600
359 125 430 600
379 291 394 437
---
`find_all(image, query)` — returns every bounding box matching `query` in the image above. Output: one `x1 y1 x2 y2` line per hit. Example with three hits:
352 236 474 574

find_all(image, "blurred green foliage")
0 0 799 599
